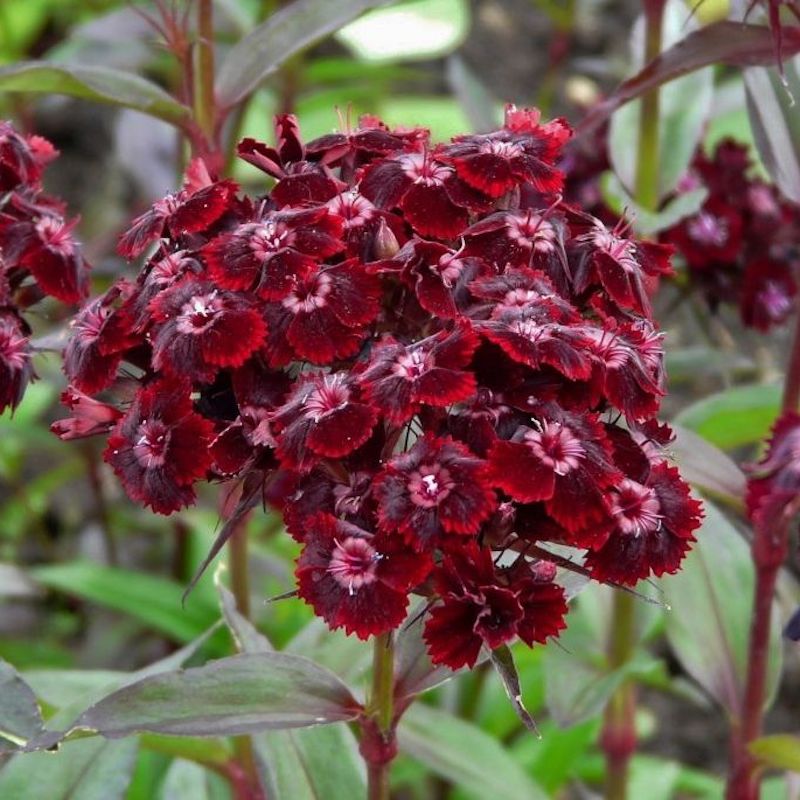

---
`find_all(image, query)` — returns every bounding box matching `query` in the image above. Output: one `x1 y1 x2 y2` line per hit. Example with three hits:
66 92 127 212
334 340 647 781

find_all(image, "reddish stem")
726 313 800 797
360 632 398 800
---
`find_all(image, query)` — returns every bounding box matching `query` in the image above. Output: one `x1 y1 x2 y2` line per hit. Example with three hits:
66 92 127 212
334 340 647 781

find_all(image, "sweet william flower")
105 378 215 514
375 436 497 551
423 542 567 669
0 122 89 411
296 513 432 639
54 106 702 667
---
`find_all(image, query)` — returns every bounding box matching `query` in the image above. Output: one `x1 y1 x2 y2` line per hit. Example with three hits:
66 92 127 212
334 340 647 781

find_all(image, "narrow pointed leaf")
216 0 396 108
579 23 800 136
744 56 800 203
0 62 190 125
184 475 262 602
670 424 746 509
0 738 138 800
398 703 547 800
76 653 361 738
664 499 782 717
255 725 366 800
0 659 43 752
489 645 538 733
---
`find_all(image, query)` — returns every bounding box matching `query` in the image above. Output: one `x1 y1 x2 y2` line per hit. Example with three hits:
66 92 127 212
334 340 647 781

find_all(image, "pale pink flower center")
612 478 662 536
328 536 380 595
524 421 584 475
177 292 224 334
408 463 454 507
282 273 332 314
134 420 170 469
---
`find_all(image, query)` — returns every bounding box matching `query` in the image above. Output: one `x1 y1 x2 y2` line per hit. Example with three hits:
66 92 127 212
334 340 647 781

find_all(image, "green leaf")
216 577 273 654
0 659 44 751
0 737 138 800
30 562 219 646
0 62 189 125
609 0 714 201
255 724 366 800
664 499 783 716
398 703 547 800
510 719 598 795
286 617 371 684
158 759 213 800
216 0 395 108
337 0 470 62
394 609 463 699
446 55 502 133
543 582 664 725
750 735 800 774
744 56 800 203
488 645 538 732
600 171 708 235
670 424 746 509
76 652 361 738
673 383 781 450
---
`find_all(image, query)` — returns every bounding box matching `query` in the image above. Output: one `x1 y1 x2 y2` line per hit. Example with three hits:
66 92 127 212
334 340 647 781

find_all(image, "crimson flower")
105 378 215 514
375 436 496 551
296 513 431 639
424 543 567 669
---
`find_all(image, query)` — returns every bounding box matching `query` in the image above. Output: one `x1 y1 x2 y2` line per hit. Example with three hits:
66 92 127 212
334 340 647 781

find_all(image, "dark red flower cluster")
0 122 89 413
55 107 701 669
662 140 800 332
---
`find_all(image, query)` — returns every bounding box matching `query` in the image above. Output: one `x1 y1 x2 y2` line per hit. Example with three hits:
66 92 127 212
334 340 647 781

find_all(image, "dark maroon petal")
359 159 411 208
168 180 237 236
307 403 378 458
515 581 568 646
237 138 284 177
452 153 515 198
117 207 167 259
401 183 468 240
424 598 483 668
473 586 524 649
0 318 32 413
488 440 555 503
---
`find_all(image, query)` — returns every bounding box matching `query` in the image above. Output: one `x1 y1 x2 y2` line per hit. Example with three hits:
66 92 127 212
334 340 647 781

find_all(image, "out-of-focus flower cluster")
564 137 800 332
55 107 701 669
0 122 88 413
663 141 800 332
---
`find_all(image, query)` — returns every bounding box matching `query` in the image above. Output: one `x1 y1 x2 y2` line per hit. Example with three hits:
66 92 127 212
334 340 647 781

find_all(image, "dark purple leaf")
578 23 800 136
77 653 362 738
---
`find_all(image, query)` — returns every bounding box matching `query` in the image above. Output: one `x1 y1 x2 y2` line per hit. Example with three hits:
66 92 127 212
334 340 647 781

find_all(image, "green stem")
363 632 396 800
634 0 665 212
601 591 638 800
228 515 261 799
194 0 216 141
600 5 665 798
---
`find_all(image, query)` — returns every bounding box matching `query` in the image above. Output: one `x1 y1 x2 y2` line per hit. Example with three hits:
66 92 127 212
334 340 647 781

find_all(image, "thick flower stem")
601 590 638 800
228 517 263 800
362 632 397 800
726 315 800 798
635 0 666 213
190 0 223 172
